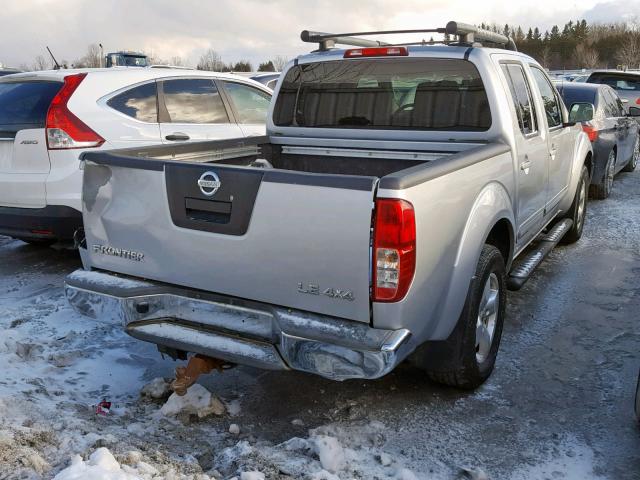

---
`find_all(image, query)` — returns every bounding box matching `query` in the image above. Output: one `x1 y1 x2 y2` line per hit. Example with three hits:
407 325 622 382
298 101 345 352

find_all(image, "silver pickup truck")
65 23 592 389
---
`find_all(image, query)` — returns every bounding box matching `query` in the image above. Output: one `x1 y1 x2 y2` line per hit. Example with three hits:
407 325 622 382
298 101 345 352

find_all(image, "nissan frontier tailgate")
80 147 378 323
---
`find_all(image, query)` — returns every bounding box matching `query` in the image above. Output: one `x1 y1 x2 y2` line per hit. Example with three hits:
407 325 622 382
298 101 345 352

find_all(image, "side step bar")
507 218 573 291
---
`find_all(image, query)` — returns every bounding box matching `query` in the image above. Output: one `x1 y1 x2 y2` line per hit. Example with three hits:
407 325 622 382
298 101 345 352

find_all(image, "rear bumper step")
507 218 573 291
64 269 411 381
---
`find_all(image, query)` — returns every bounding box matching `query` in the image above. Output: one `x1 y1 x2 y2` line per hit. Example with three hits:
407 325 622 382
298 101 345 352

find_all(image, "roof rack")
300 21 517 52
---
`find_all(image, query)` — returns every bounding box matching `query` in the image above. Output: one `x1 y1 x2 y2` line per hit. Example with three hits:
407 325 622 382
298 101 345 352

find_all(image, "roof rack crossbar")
301 21 517 52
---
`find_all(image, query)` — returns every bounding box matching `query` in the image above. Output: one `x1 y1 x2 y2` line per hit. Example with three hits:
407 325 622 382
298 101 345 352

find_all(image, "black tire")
562 165 589 244
590 150 615 200
623 137 638 173
411 245 507 389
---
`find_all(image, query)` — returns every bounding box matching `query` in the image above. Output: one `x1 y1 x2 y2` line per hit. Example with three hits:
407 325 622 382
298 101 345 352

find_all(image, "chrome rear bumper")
64 269 411 381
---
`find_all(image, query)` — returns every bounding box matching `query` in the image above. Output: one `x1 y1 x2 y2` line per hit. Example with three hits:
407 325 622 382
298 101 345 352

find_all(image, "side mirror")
627 106 640 117
568 102 595 123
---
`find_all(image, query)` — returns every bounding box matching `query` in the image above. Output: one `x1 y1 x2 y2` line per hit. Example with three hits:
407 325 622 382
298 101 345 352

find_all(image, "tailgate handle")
165 133 190 141
185 197 231 224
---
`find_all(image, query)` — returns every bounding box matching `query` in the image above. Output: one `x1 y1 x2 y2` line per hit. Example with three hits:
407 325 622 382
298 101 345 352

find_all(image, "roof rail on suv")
301 21 517 52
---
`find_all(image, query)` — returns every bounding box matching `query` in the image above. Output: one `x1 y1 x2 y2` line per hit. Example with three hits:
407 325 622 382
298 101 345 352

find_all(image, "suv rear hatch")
0 78 61 207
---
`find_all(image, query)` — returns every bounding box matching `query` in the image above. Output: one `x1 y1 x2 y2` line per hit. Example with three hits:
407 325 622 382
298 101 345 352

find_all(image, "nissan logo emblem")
197 171 221 196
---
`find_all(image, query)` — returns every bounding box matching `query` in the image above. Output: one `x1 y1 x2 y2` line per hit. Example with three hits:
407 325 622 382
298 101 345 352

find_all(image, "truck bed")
79 136 505 323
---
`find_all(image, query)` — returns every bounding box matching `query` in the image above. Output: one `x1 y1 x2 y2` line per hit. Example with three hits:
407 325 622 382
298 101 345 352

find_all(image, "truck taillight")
344 47 408 58
372 199 416 302
46 73 104 150
582 125 598 142
636 98 640 105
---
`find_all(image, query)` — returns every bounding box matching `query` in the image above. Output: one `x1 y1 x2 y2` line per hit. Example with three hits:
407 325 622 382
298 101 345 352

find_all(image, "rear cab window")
500 63 537 135
107 82 158 122
0 81 62 132
160 79 229 124
273 58 491 131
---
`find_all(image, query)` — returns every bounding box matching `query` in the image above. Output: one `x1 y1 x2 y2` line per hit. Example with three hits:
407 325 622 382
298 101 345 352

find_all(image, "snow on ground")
1 169 640 479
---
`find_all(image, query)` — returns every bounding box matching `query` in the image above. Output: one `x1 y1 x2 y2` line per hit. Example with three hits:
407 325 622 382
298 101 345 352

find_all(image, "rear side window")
602 89 623 117
589 73 640 92
530 67 563 128
0 81 61 127
501 64 537 135
273 58 491 131
162 79 229 124
107 82 158 122
223 82 271 124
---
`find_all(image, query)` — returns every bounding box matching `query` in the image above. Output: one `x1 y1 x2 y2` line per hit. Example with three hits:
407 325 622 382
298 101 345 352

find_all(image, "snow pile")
160 384 226 418
314 435 346 472
140 377 171 400
53 448 142 480
214 421 423 479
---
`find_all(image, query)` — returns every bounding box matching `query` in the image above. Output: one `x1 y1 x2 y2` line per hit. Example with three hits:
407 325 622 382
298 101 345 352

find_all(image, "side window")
600 90 615 117
501 63 537 135
162 79 229 124
530 67 563 128
604 89 623 117
107 82 158 122
223 82 271 124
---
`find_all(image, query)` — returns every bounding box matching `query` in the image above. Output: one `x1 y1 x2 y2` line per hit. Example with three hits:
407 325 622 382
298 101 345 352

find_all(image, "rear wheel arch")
584 151 593 181
484 218 514 270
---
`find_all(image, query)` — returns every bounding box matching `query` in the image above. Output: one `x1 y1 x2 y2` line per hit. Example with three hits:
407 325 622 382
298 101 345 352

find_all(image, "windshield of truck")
123 56 148 67
273 58 491 130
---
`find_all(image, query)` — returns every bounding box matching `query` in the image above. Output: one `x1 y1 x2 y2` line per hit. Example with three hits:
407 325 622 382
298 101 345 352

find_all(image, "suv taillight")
372 199 416 302
46 73 104 150
582 124 598 142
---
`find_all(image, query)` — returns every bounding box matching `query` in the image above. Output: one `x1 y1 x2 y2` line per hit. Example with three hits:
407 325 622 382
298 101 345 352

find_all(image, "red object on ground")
95 400 112 416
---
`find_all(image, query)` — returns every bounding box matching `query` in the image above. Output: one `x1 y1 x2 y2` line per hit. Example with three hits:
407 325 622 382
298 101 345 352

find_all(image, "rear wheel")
590 150 616 200
623 137 638 172
412 245 506 389
563 165 589 244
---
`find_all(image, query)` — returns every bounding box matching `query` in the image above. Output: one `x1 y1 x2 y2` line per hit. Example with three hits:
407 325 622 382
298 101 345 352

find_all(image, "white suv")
0 68 271 245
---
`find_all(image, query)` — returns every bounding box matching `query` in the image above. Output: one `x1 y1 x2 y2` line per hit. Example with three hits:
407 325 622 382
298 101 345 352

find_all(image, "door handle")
165 133 190 141
520 159 532 171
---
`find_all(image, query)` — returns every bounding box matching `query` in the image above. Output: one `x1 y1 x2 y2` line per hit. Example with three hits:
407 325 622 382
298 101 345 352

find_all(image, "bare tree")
616 33 640 69
32 55 50 71
197 49 225 71
574 43 600 69
170 56 187 67
74 44 102 68
272 55 289 71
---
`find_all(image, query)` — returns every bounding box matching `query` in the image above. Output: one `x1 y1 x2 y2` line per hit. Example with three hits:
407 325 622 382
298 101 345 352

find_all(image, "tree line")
16 19 640 73
19 46 288 73
480 19 640 70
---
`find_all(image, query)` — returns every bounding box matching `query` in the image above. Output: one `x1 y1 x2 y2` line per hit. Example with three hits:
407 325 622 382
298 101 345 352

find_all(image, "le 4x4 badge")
297 282 354 301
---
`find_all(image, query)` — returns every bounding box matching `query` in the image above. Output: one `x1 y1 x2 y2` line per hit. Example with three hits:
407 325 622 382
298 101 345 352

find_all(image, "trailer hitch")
171 355 233 396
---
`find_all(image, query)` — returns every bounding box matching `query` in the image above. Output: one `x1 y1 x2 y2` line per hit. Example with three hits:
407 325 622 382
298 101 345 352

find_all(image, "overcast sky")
1 0 639 69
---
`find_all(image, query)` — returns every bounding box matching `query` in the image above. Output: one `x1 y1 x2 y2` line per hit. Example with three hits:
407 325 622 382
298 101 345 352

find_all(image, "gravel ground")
0 168 638 479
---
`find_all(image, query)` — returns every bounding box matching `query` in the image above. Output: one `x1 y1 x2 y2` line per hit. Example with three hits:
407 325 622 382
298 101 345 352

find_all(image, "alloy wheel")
605 150 616 196
476 272 499 363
